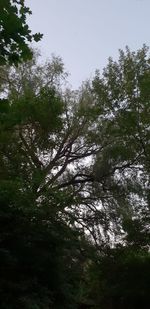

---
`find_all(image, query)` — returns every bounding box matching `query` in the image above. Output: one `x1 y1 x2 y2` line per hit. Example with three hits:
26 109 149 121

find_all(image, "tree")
82 246 150 309
0 54 93 308
78 45 150 309
1 46 150 246
0 46 150 307
0 0 42 65
91 45 150 246
0 190 90 308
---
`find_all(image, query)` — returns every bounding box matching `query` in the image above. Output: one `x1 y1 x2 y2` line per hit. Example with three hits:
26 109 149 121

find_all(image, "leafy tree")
0 0 42 65
0 46 150 307
82 246 150 309
0 54 93 308
0 194 89 308
78 45 150 309
1 46 150 245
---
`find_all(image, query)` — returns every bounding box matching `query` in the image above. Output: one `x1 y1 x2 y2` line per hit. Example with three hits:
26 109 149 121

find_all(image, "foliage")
0 200 88 308
1 45 150 243
0 45 150 307
0 0 42 65
83 247 150 309
91 45 150 246
0 54 92 308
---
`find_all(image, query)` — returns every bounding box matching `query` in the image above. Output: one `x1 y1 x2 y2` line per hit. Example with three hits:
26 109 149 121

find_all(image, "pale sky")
26 0 150 89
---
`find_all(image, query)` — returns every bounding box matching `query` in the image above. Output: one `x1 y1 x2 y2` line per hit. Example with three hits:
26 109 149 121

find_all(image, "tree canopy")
0 3 149 305
0 45 150 308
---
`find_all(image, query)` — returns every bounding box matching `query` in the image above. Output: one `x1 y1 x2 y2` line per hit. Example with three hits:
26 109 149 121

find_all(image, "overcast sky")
26 0 150 89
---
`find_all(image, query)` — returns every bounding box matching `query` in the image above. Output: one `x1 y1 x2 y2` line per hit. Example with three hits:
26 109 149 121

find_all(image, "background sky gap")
26 0 150 89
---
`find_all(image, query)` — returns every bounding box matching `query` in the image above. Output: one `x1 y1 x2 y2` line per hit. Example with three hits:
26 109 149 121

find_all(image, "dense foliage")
0 46 149 308
0 4 149 307
0 0 42 65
